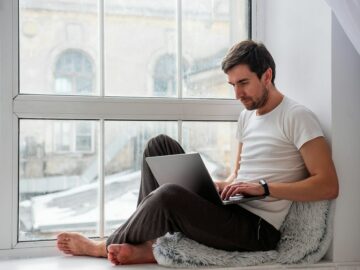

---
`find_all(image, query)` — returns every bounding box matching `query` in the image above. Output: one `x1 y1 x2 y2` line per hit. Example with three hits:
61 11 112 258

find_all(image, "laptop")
145 153 265 206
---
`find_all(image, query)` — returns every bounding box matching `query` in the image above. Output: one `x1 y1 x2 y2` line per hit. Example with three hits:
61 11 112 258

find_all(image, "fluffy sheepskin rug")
152 200 333 268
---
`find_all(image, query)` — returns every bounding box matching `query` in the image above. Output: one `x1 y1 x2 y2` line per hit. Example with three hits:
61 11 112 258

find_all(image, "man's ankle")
94 241 107 257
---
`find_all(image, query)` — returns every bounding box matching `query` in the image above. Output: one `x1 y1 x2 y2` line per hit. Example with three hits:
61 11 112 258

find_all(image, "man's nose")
234 85 244 100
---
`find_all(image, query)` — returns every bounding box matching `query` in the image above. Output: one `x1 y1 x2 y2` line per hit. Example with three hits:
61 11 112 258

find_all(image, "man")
57 40 339 265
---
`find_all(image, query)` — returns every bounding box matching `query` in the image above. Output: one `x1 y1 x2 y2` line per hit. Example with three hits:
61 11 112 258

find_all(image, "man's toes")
107 255 114 263
57 239 73 254
57 232 67 239
57 241 69 247
107 245 114 252
107 252 114 260
108 252 116 261
62 237 70 242
108 251 119 265
59 232 73 238
107 244 121 253
110 258 120 265
58 243 69 250
57 233 70 243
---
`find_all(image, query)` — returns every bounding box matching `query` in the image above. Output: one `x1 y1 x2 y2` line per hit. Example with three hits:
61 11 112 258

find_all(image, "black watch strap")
259 179 270 196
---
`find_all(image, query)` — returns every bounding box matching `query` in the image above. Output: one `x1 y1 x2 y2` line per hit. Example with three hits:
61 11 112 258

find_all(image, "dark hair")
221 40 276 84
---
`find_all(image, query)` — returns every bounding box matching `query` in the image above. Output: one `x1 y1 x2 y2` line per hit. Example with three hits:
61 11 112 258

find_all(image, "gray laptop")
145 153 265 206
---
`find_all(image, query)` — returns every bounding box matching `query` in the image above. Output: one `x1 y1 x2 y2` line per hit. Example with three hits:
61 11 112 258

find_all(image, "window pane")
104 0 177 97
19 120 99 241
182 122 237 180
182 0 250 98
19 1 99 95
104 121 177 236
75 122 94 152
19 0 250 97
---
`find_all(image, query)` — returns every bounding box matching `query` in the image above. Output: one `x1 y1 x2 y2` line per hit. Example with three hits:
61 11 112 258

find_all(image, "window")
153 54 177 97
53 121 95 153
75 122 94 152
13 0 251 244
54 50 95 95
19 120 99 240
54 121 72 152
104 121 178 236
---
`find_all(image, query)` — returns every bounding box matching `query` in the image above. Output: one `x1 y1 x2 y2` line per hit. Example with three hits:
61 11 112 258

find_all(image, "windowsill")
0 255 360 270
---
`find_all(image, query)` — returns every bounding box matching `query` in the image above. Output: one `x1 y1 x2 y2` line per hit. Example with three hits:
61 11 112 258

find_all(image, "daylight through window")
17 0 250 241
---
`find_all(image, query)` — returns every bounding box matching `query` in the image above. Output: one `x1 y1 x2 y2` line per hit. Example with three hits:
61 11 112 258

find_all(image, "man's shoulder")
281 97 324 148
282 97 315 118
281 97 322 136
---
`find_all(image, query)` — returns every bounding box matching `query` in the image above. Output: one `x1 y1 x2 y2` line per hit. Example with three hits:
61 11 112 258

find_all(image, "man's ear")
262 67 273 86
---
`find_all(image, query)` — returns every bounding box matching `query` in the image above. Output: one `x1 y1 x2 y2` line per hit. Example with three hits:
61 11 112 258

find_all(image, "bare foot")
57 232 107 258
107 241 156 265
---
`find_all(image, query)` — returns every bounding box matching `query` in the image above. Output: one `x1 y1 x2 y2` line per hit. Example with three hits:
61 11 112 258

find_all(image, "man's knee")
151 184 188 209
144 134 177 156
147 134 175 147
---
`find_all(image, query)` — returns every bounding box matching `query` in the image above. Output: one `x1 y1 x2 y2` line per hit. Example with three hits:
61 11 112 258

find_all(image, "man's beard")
242 86 269 111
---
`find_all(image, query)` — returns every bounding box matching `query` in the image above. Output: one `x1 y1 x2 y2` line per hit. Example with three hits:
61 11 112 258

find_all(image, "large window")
15 0 250 243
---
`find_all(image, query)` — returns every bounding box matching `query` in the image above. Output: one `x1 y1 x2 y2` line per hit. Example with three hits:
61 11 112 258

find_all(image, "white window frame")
0 0 261 257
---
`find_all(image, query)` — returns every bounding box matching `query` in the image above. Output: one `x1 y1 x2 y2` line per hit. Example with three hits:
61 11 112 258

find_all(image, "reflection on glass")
104 121 177 236
182 121 237 180
182 0 249 98
19 120 99 241
105 0 177 97
19 0 99 95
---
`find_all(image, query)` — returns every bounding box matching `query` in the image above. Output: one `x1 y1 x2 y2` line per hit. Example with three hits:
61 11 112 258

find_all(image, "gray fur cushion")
152 200 333 268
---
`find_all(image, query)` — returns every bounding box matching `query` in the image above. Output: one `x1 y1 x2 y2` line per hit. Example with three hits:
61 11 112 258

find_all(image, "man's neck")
256 86 284 116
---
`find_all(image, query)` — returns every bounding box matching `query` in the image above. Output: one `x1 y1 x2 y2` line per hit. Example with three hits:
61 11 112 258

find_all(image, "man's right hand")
214 172 237 193
213 180 227 193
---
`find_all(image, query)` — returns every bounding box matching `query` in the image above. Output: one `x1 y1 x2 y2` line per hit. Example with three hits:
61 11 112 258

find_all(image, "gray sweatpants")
106 134 280 251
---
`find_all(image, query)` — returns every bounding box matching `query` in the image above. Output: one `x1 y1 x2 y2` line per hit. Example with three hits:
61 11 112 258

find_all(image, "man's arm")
221 137 339 201
268 137 339 201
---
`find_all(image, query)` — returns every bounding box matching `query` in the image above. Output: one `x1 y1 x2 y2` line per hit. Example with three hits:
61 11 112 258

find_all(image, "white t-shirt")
235 96 324 230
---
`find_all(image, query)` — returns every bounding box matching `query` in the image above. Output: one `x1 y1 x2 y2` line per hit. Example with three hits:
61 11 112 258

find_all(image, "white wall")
261 0 332 138
259 0 360 263
331 15 360 262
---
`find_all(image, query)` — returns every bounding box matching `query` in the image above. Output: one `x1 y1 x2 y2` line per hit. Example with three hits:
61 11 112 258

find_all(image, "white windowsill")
0 255 360 270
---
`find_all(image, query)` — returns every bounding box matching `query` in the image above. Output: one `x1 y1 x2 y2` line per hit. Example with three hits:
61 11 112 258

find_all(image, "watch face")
259 179 269 196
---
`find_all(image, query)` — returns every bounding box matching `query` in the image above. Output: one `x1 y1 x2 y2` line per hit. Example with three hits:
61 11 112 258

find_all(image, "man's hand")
213 180 228 193
220 181 265 200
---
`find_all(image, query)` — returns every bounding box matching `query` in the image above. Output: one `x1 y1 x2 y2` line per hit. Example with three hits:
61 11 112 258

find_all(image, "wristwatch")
259 179 270 196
